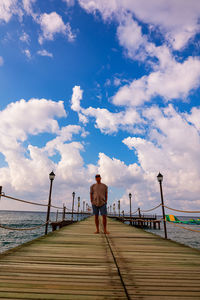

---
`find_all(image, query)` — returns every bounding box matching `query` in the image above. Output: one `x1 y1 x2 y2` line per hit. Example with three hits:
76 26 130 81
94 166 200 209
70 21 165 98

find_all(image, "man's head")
95 174 101 184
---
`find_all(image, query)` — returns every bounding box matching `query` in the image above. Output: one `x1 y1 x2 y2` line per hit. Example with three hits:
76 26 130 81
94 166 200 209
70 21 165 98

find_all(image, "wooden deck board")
0 216 200 299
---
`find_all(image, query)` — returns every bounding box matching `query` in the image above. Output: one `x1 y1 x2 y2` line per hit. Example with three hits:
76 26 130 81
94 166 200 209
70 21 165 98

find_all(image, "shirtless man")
90 174 109 234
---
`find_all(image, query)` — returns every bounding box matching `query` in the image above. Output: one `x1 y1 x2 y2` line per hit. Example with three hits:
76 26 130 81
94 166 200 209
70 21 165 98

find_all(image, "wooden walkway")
0 217 200 299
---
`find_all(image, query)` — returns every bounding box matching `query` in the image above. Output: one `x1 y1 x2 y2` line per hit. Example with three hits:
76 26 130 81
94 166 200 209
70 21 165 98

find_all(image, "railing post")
62 205 66 221
122 210 124 222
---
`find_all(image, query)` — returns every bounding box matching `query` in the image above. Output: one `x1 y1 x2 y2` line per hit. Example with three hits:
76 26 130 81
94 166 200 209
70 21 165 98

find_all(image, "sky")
0 0 200 214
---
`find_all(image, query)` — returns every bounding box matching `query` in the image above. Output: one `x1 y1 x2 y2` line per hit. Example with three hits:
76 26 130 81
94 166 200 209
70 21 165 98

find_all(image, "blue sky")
0 0 200 214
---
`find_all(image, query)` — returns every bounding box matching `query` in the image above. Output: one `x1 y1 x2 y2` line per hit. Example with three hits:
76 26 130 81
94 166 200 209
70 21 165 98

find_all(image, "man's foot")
94 231 99 234
104 230 110 234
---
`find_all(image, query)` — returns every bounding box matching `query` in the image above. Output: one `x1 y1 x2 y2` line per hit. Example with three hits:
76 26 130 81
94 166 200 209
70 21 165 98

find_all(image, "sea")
0 211 199 254
0 210 88 254
145 215 200 250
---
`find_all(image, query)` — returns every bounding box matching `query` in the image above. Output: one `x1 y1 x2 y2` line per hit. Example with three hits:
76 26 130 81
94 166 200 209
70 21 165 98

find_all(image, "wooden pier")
0 216 200 299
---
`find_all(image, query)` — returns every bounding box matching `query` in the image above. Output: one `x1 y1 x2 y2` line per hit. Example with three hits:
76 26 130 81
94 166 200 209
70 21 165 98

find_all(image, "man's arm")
90 185 93 203
90 192 93 203
105 186 108 203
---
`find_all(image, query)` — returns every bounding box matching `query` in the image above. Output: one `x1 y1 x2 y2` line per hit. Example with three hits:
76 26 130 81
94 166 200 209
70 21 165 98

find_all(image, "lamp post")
118 200 120 217
45 171 55 235
113 203 116 216
129 193 132 218
77 196 80 221
110 205 112 214
71 192 75 221
157 172 167 239
83 200 85 213
78 197 80 213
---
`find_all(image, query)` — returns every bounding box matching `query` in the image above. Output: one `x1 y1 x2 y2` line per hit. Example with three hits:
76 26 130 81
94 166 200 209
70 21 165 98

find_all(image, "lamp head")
129 193 132 198
49 171 55 181
72 192 75 197
157 172 163 182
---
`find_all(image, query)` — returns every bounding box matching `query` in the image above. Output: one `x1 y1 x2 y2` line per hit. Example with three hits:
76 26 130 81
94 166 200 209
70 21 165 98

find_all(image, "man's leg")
92 205 100 233
102 215 109 234
94 215 99 233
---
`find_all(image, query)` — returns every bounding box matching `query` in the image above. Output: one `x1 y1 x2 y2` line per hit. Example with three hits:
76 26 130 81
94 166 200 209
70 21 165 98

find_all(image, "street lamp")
77 196 80 221
45 171 55 235
129 193 132 218
118 200 120 217
157 172 167 239
113 203 116 216
83 200 85 213
71 192 75 221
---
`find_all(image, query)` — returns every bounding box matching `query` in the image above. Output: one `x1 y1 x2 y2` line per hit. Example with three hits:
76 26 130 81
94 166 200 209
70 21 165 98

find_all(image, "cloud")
70 85 143 133
23 48 31 59
63 0 75 7
20 32 30 44
22 0 37 19
122 104 200 208
0 56 4 66
71 85 83 112
37 49 53 58
185 107 200 131
78 0 200 50
0 0 19 23
113 56 200 107
38 12 76 44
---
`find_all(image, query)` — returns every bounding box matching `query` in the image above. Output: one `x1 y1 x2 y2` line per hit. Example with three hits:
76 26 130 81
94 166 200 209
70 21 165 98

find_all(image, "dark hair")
95 174 101 178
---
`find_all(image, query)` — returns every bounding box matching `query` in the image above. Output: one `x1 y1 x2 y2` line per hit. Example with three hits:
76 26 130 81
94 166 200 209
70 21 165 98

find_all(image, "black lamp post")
45 171 55 235
113 203 116 216
71 192 75 221
77 196 80 221
83 200 85 213
118 200 120 217
129 193 132 218
157 172 167 239
78 197 80 213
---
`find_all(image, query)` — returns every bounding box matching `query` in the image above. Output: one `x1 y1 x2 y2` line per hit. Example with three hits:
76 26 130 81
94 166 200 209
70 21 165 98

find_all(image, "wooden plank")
0 216 200 299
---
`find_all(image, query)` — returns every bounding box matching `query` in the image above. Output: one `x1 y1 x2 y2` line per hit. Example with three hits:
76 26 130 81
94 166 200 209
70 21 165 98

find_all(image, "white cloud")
20 32 30 44
185 107 200 131
122 104 200 208
22 0 36 16
70 85 143 133
0 98 92 210
0 56 4 66
113 56 200 107
37 49 53 58
71 85 83 112
24 48 31 59
38 12 76 44
78 0 200 50
0 0 19 23
63 0 75 6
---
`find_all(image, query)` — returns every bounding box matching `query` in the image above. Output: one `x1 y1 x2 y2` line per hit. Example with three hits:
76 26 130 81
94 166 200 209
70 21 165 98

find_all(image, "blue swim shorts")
92 204 107 216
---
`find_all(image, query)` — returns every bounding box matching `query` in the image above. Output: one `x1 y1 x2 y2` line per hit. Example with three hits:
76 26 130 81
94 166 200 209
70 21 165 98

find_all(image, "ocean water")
145 215 200 250
0 212 200 254
0 210 88 254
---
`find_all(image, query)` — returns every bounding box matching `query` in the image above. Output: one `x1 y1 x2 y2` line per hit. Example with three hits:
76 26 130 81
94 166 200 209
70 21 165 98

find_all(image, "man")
90 174 109 234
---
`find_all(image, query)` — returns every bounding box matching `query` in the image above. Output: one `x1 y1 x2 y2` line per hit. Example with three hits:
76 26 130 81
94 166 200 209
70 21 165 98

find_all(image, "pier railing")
0 192 91 233
0 192 200 237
